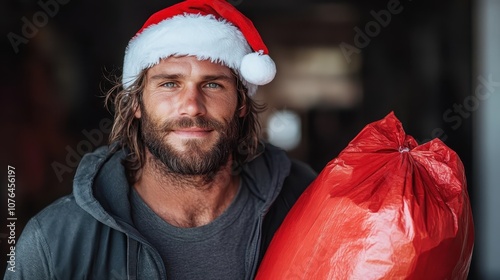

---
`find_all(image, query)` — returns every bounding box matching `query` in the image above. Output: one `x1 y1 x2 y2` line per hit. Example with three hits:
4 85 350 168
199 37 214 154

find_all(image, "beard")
140 108 239 179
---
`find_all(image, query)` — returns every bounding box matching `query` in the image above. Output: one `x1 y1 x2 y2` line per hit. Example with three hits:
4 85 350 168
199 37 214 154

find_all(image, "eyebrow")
148 73 235 82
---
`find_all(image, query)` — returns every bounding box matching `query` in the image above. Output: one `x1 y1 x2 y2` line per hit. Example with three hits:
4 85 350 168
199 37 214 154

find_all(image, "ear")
237 89 248 118
134 103 142 118
238 105 247 117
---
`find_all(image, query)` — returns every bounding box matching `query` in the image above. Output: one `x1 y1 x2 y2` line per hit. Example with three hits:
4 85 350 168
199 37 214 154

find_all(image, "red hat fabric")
122 0 276 96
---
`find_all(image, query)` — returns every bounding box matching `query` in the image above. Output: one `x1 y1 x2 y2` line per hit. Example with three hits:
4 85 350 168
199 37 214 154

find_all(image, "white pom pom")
240 52 276 86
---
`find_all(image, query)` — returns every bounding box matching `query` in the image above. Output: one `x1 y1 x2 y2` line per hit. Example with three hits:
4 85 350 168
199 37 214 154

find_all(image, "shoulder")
19 195 98 248
259 143 317 189
274 159 317 213
9 195 89 278
28 194 114 246
283 159 317 197
17 193 111 258
33 194 90 227
13 194 127 279
258 142 317 204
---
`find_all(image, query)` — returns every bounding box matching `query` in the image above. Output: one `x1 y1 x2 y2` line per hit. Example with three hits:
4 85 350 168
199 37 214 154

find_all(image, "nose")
177 84 207 117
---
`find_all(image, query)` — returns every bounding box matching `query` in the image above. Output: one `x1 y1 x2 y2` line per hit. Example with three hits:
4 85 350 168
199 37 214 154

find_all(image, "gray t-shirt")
130 181 259 280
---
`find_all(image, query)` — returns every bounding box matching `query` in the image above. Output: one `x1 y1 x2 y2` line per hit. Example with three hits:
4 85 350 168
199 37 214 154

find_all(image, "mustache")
156 116 226 132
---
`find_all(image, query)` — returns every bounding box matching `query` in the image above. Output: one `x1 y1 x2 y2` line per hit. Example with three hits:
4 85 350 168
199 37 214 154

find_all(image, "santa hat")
122 0 276 96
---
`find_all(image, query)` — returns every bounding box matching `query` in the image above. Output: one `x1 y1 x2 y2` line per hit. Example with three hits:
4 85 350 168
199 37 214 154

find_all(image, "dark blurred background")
1 0 498 279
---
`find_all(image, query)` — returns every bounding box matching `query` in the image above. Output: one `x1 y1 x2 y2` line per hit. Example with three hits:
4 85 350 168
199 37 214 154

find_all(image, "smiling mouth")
172 127 213 138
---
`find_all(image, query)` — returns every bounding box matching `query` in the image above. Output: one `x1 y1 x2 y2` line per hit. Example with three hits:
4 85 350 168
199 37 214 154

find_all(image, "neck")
133 150 240 228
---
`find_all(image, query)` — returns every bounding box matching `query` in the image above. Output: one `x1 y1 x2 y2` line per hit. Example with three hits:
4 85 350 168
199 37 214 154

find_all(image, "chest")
132 185 261 279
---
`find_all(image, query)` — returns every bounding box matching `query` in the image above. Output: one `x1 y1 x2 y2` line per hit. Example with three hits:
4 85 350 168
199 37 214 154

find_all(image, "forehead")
146 56 235 78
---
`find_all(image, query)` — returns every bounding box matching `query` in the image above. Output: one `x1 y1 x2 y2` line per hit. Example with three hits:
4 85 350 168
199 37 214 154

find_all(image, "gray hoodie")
4 144 316 280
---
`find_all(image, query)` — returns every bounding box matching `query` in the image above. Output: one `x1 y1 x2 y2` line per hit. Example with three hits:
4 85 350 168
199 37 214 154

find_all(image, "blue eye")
205 82 220 89
162 82 176 88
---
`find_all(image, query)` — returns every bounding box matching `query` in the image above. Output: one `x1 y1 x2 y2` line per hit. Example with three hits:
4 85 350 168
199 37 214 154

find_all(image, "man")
6 0 316 279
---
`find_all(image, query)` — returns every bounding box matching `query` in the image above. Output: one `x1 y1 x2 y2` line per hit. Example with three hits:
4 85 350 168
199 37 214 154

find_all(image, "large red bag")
256 112 474 280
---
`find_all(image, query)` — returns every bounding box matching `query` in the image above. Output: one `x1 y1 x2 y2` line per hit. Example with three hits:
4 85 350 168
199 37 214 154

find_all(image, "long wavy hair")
104 68 266 184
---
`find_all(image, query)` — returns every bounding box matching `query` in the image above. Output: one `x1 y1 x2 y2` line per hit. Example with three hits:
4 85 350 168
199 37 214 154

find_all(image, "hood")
72 144 292 232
